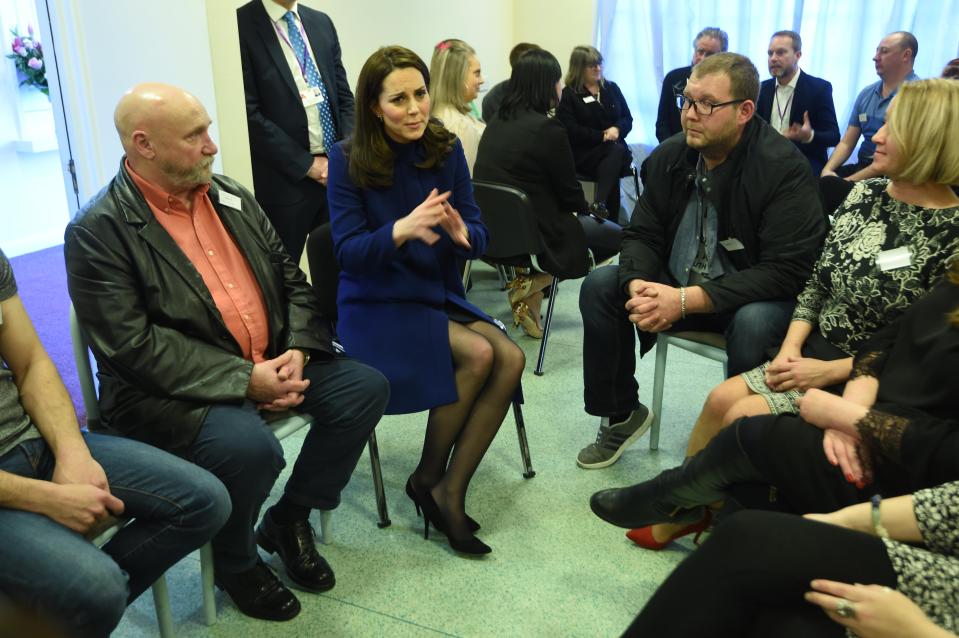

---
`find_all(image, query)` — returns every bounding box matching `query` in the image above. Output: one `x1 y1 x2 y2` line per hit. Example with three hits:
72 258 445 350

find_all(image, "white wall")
205 0 515 193
46 0 221 204
513 0 597 77
9 0 596 254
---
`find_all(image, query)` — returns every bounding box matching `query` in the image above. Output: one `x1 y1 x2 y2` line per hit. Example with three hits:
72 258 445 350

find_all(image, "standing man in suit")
655 27 727 143
756 31 840 176
238 0 355 262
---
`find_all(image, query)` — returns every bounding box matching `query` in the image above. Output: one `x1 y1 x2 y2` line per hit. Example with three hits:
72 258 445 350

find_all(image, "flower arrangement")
6 25 48 95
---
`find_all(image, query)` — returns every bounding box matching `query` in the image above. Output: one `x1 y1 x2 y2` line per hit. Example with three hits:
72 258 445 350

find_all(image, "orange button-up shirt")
127 161 270 363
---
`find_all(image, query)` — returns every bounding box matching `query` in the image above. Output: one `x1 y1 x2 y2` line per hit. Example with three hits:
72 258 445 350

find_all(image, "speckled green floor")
112 261 724 637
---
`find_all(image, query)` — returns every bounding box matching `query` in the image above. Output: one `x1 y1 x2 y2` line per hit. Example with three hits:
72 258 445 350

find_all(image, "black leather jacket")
65 161 332 452
622 118 827 354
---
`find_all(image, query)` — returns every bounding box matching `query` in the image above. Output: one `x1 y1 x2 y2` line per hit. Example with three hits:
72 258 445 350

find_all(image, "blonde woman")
429 39 485 172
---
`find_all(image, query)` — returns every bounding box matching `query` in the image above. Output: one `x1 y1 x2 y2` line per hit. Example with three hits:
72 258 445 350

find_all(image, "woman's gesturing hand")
439 200 470 249
393 188 451 246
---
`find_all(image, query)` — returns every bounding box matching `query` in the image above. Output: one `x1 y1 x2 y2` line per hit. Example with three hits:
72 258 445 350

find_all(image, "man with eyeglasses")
655 27 728 142
576 53 826 470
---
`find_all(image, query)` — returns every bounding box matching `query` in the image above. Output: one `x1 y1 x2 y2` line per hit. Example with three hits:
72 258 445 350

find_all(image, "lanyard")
272 17 311 83
773 88 794 132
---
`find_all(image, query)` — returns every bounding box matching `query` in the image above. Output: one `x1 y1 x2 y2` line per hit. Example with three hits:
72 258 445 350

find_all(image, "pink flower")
27 24 34 36
27 57 42 70
13 44 26 56
12 37 22 49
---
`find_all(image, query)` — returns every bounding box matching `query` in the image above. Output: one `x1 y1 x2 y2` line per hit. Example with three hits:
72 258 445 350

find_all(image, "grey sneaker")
576 405 654 469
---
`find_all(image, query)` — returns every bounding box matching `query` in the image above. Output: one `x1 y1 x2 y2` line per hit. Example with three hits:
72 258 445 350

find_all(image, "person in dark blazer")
237 0 354 262
757 31 840 176
557 45 632 221
65 84 389 623
655 27 727 142
328 46 525 556
474 48 623 337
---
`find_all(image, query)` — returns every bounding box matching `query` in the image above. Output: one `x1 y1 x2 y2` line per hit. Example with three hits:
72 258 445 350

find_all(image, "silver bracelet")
679 287 687 320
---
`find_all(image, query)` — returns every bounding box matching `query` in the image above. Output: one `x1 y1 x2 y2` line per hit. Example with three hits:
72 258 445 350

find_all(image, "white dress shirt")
261 0 326 153
772 67 801 135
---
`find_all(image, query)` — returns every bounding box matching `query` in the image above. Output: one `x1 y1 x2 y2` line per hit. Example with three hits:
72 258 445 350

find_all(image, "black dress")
556 82 633 217
474 108 621 279
742 276 959 513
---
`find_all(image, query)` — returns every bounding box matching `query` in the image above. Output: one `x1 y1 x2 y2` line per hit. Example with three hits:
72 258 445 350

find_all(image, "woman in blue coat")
327 45 525 556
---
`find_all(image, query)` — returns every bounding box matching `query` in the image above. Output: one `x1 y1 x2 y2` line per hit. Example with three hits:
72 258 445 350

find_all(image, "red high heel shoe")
626 511 712 550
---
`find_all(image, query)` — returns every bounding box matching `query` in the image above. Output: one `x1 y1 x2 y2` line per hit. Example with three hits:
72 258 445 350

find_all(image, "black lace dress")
740 276 959 512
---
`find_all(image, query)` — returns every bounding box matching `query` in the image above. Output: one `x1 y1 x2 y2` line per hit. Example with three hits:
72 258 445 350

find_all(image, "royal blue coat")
328 137 490 414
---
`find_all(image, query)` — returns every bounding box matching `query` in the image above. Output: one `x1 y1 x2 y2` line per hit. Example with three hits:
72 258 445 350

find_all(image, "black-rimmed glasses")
675 94 746 116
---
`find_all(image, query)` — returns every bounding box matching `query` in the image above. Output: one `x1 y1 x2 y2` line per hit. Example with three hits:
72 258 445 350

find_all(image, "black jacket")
622 117 826 352
237 0 354 206
756 71 840 176
64 162 333 453
556 81 633 161
474 109 591 279
656 66 691 142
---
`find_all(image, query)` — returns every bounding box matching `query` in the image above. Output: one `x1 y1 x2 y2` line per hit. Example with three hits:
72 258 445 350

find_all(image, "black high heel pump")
418 489 491 556
405 477 480 532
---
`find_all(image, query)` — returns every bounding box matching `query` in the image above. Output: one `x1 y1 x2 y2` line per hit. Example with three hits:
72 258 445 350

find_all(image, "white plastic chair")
87 519 174 638
649 331 728 450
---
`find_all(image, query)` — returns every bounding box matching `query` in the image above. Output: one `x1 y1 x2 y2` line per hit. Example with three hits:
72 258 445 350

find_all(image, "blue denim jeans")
183 357 389 575
580 264 794 417
0 433 230 638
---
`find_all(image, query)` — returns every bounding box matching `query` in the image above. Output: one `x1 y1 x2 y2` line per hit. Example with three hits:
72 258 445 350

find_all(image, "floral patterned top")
879 481 959 634
793 178 959 355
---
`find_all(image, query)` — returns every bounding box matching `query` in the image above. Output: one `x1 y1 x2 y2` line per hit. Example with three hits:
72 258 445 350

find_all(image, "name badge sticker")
876 246 912 271
583 95 596 104
301 86 323 107
219 191 242 211
720 238 746 251
858 113 868 123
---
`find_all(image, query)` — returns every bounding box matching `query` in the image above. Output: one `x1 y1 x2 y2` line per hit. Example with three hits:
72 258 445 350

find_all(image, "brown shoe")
506 276 534 306
512 300 543 339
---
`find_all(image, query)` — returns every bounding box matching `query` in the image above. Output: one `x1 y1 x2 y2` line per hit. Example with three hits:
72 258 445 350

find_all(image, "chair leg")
150 575 175 638
496 265 510 290
533 277 558 376
461 259 473 290
511 400 535 478
319 510 333 544
650 334 668 451
368 430 391 528
200 542 216 626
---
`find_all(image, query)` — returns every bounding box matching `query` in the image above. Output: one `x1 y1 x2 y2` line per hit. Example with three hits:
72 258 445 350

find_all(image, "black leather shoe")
256 512 335 592
589 467 706 529
587 201 609 222
216 559 300 621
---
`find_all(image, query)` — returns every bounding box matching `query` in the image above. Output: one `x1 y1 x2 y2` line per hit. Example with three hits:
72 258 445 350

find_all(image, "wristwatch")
296 349 311 366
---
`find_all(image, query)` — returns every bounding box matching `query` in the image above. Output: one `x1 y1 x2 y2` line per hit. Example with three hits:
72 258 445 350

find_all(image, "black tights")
624 510 897 637
411 321 524 539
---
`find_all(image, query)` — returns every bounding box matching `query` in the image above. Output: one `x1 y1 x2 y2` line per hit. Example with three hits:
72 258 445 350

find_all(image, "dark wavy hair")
347 45 455 189
497 49 562 120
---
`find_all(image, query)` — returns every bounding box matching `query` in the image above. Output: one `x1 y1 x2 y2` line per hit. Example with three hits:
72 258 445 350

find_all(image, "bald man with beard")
65 83 389 622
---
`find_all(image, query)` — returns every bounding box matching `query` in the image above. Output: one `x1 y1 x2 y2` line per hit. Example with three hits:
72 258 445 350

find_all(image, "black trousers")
261 181 329 263
624 510 897 638
576 214 623 265
575 141 628 218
